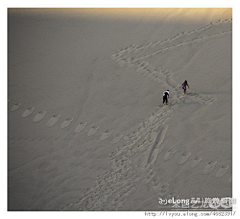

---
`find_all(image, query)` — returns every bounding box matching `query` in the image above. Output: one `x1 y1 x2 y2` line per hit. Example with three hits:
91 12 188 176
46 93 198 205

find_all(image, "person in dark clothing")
161 90 170 106
180 80 189 95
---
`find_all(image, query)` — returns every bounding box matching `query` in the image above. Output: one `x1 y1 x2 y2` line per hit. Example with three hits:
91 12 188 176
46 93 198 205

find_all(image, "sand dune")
8 8 231 211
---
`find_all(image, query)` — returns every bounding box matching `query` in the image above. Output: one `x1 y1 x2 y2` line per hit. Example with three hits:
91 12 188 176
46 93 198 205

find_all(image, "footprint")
33 111 46 123
159 185 169 197
74 122 87 134
163 148 177 161
10 103 21 112
203 160 217 174
119 60 126 67
177 151 191 165
111 134 123 144
47 115 61 127
87 126 99 137
190 156 202 168
216 166 229 178
160 183 169 190
152 177 160 191
142 173 155 185
21 107 35 117
143 175 154 185
100 129 113 141
111 54 117 60
61 118 73 129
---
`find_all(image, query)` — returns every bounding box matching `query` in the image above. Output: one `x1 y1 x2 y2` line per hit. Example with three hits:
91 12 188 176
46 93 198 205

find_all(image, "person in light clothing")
161 90 170 106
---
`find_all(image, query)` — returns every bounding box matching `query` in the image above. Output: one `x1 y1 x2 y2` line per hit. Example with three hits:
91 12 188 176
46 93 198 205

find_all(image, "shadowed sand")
8 8 231 211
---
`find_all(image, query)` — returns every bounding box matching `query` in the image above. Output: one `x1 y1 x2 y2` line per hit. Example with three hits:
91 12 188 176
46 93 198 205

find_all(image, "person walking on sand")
180 80 189 95
161 90 170 106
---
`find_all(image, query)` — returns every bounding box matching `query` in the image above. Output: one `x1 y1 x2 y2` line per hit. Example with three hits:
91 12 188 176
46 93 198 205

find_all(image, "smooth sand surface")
8 8 231 210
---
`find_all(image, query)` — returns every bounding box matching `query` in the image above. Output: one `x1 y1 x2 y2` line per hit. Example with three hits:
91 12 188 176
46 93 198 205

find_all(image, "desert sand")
8 8 232 211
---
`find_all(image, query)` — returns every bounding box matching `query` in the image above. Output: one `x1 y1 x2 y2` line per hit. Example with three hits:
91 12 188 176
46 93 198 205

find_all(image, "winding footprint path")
9 18 231 210
61 19 231 210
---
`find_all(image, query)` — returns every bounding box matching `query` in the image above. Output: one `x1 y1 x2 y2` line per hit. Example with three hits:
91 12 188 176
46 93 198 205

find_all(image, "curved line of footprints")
9 19 232 210
58 97 230 210
59 20 231 209
9 102 121 143
137 112 231 204
110 20 231 106
111 18 232 61
59 101 231 210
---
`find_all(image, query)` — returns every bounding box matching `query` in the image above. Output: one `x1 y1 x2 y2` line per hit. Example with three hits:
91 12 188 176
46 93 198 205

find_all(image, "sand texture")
8 8 232 211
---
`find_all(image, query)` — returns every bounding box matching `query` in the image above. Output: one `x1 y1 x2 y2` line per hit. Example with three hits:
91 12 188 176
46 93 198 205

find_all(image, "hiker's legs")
182 86 186 94
182 85 186 94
